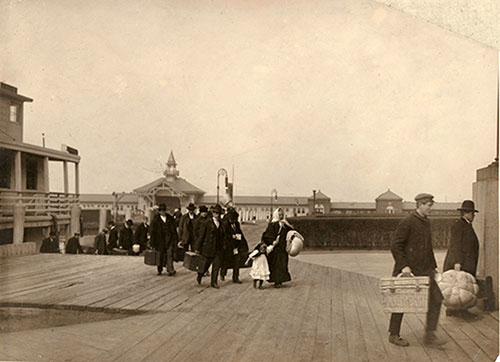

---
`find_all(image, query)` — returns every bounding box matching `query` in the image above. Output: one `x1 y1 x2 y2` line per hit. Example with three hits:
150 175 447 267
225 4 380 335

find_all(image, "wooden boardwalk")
0 253 498 362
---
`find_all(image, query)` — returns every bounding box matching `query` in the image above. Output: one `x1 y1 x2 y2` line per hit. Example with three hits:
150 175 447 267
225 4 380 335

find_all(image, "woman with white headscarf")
261 208 293 288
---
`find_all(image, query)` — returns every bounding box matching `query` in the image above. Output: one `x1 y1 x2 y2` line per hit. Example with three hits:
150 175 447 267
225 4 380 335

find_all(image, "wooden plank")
349 271 390 362
310 266 333 362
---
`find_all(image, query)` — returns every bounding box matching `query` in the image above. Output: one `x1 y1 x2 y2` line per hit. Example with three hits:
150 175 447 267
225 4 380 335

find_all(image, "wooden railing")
0 191 79 217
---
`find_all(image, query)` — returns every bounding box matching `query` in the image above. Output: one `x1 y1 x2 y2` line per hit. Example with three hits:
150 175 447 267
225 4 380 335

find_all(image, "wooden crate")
379 276 430 314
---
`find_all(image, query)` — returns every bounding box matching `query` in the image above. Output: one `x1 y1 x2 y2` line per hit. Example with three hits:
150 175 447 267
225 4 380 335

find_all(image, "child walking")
246 242 270 289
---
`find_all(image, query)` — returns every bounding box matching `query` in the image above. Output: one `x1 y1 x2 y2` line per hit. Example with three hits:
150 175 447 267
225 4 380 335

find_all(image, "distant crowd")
39 203 295 289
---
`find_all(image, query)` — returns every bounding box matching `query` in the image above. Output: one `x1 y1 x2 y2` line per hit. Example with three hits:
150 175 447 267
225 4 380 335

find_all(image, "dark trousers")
157 244 175 274
389 278 443 335
221 254 240 281
199 252 223 286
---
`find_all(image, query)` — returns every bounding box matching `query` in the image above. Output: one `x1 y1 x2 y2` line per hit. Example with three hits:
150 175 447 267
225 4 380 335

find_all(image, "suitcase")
144 249 160 266
183 251 207 273
173 245 185 263
379 276 430 314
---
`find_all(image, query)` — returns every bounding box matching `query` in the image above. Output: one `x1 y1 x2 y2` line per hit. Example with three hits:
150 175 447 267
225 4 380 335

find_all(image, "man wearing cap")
388 193 444 347
150 204 178 276
443 200 480 317
194 204 226 288
40 231 60 253
119 219 134 255
66 232 83 254
179 203 197 251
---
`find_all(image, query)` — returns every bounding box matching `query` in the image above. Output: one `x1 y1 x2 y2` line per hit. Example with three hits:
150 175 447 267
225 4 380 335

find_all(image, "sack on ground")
438 269 479 310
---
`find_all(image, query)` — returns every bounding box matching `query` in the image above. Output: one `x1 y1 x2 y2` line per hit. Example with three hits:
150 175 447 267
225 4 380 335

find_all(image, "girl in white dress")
246 242 270 289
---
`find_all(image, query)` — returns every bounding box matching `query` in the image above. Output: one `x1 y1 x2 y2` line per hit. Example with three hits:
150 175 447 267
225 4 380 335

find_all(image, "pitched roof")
308 190 330 200
376 189 403 201
133 177 205 195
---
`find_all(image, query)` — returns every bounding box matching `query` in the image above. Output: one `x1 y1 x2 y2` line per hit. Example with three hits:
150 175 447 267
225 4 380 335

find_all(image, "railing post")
14 151 22 192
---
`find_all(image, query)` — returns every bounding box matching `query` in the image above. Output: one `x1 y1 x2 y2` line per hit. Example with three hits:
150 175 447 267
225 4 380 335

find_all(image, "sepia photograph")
0 0 499 361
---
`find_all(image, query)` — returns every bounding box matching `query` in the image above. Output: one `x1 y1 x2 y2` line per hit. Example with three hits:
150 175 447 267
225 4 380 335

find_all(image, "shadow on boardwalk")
0 253 497 362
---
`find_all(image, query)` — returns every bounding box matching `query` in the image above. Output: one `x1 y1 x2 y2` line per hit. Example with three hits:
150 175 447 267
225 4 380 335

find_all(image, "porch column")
98 208 107 232
13 204 25 245
74 162 80 195
63 161 69 194
71 205 81 235
43 157 50 192
14 151 21 191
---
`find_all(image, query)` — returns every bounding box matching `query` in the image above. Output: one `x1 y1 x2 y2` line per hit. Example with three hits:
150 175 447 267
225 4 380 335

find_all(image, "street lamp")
216 168 228 205
270 189 278 219
312 189 317 215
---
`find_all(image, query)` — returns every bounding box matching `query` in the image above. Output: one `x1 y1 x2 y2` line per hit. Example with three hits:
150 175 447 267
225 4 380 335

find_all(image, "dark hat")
414 193 434 202
187 203 196 211
199 205 208 213
210 204 223 214
226 207 239 220
108 220 115 225
158 203 167 211
457 200 479 213
49 230 56 236
126 219 133 226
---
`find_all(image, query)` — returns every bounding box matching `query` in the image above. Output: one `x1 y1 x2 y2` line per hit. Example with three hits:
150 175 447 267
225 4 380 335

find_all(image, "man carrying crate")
388 193 445 347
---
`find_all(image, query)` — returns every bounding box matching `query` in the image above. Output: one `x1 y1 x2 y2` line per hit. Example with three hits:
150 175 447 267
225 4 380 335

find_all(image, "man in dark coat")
220 207 248 283
94 229 108 255
179 203 197 251
134 216 150 252
193 205 209 240
388 193 444 347
107 221 119 253
40 231 60 253
194 204 225 288
119 219 134 255
443 200 480 317
66 233 83 254
150 204 178 276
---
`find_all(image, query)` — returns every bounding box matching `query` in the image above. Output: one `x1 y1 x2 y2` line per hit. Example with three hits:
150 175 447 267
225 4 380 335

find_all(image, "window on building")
9 104 18 123
0 150 11 189
26 158 37 190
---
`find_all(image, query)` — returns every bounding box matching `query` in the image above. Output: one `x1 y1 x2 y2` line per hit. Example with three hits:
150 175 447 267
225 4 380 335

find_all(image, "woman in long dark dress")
261 208 293 288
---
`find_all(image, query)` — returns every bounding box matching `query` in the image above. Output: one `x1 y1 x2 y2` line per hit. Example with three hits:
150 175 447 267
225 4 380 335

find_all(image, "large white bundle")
438 270 479 310
286 230 304 257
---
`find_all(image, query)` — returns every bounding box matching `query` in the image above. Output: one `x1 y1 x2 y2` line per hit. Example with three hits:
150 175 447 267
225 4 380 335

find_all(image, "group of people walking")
388 194 480 348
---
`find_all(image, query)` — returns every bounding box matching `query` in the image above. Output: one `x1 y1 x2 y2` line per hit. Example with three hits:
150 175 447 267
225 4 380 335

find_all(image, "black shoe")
258 285 264 290
196 274 202 285
233 279 242 284
167 271 176 276
460 310 479 320
157 271 162 276
274 283 281 289
211 283 220 289
220 275 225 281
388 335 409 347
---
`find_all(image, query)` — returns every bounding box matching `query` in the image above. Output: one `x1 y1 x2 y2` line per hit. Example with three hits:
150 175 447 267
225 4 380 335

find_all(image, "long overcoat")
150 214 178 252
119 226 134 250
179 213 197 246
108 227 118 250
134 223 149 250
443 218 479 275
390 212 437 277
221 219 249 268
193 218 225 258
262 221 292 283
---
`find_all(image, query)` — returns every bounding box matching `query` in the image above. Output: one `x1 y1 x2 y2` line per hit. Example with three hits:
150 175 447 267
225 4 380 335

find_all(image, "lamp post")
270 189 278 220
216 168 228 205
312 189 317 215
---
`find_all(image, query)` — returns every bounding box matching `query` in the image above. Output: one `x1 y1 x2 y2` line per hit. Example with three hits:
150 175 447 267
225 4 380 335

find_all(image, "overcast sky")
1 0 498 202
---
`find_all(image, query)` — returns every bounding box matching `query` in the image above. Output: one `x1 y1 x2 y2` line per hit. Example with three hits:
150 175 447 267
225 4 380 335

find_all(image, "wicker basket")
379 276 430 314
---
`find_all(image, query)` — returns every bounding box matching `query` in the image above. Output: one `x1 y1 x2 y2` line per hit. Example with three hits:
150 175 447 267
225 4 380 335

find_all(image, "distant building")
0 82 81 255
80 154 460 227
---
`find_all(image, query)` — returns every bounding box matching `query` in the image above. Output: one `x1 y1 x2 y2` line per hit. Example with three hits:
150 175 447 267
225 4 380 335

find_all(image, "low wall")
289 215 456 250
0 242 37 257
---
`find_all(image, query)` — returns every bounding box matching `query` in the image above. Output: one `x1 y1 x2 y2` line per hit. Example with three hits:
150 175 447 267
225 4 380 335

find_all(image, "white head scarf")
271 208 293 228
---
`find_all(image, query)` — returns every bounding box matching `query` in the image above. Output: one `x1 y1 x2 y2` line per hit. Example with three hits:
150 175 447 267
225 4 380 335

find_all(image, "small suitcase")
144 249 160 266
173 246 185 262
183 251 207 273
379 275 430 314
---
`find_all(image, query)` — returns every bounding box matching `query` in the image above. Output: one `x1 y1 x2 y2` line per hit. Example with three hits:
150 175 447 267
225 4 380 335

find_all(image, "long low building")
80 155 460 225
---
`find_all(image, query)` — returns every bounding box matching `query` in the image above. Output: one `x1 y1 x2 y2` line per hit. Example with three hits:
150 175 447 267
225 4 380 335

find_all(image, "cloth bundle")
437 269 479 310
286 230 304 257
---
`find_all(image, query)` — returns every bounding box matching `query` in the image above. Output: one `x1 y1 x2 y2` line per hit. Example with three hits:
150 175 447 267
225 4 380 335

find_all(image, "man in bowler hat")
388 193 445 347
194 204 225 288
443 200 480 317
150 204 178 276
